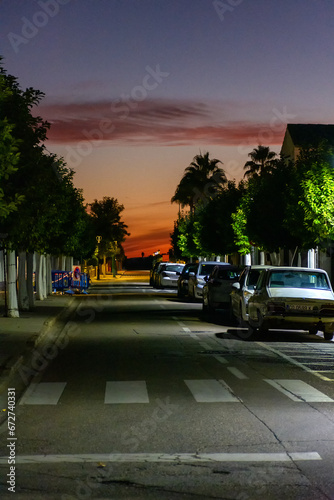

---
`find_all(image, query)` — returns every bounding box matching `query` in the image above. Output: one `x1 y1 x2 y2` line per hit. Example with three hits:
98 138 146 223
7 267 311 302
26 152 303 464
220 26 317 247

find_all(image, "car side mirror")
232 282 240 290
189 272 195 277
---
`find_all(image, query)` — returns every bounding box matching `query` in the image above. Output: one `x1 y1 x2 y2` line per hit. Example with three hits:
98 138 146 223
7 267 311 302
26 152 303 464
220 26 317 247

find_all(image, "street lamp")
96 235 102 280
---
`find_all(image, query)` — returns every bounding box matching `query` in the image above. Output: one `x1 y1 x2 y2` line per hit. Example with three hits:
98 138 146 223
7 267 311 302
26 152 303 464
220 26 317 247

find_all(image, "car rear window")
269 271 330 290
199 264 217 276
217 269 239 280
166 265 184 272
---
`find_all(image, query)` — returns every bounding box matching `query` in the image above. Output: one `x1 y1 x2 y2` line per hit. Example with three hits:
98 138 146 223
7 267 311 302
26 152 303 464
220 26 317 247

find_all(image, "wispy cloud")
38 98 286 147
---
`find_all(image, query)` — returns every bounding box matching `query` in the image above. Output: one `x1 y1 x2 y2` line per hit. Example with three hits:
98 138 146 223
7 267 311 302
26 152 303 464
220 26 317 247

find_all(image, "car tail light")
267 301 285 314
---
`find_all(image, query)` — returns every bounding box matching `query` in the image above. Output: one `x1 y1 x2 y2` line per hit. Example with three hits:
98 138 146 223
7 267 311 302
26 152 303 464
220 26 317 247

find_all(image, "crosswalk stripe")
104 381 149 404
19 382 67 405
264 379 334 402
227 367 248 379
184 379 240 402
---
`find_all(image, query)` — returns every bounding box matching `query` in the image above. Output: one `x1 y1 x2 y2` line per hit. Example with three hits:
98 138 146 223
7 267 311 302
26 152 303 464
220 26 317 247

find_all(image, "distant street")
1 274 334 499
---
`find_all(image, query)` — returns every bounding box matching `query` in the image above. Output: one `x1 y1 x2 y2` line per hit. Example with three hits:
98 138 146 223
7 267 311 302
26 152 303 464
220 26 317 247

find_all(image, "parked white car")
244 267 334 340
230 265 275 325
157 263 185 288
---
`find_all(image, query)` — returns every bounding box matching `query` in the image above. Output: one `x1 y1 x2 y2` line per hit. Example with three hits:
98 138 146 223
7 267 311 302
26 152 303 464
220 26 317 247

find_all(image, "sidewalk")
91 270 150 285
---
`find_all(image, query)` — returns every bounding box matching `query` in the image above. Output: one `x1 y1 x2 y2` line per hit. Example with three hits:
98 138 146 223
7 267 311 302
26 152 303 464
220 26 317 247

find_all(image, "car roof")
198 261 232 265
267 266 327 272
246 265 277 270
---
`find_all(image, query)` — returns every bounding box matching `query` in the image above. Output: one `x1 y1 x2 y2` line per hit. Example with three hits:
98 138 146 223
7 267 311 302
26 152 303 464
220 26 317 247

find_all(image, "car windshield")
217 268 239 280
268 271 330 290
199 264 217 276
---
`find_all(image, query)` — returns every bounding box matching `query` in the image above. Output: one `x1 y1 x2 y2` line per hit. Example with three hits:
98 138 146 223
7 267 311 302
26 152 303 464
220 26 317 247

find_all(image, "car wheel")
324 331 334 341
309 326 318 335
236 322 258 341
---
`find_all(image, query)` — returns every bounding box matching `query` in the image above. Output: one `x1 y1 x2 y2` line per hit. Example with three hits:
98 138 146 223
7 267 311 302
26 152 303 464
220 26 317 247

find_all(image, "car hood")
268 288 334 300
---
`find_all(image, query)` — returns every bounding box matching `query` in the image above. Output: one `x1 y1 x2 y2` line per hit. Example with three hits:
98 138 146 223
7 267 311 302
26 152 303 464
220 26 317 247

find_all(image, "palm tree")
243 145 278 179
171 152 226 213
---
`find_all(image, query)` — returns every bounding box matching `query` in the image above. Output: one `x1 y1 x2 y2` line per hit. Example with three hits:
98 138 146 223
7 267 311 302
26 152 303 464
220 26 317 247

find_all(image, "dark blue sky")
1 0 333 256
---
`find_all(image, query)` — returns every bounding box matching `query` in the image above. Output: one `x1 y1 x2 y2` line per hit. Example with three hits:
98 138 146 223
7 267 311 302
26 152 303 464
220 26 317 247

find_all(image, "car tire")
236 322 258 340
324 331 334 341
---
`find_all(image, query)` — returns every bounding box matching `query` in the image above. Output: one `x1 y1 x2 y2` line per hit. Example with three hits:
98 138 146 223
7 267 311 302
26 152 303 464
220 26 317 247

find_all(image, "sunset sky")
1 0 334 257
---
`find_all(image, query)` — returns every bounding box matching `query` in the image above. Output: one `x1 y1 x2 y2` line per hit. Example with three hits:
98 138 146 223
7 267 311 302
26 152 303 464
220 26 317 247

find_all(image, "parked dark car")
188 261 230 300
177 263 197 298
202 264 240 312
151 261 166 288
150 260 162 286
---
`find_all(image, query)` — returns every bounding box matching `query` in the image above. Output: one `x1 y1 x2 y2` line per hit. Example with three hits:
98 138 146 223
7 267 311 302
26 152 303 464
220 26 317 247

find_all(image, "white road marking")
213 355 228 364
104 381 149 404
227 367 248 379
0 452 321 464
264 379 334 402
257 342 334 381
185 379 240 402
198 342 213 350
19 382 66 405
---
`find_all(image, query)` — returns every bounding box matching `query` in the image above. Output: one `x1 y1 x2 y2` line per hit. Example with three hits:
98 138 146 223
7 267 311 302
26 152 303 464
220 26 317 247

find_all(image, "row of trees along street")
170 146 334 267
0 59 129 317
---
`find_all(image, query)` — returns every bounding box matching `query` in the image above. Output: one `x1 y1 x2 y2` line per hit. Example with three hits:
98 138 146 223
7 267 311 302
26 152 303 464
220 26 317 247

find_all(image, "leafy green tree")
0 120 23 219
173 213 201 258
286 143 334 248
171 152 226 213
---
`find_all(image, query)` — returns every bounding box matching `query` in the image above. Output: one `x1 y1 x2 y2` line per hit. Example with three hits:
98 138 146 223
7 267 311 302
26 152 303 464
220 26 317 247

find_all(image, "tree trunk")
27 252 35 310
46 254 52 295
0 250 4 282
7 249 19 318
36 253 47 301
65 256 73 271
60 255 66 271
18 251 29 311
244 253 251 265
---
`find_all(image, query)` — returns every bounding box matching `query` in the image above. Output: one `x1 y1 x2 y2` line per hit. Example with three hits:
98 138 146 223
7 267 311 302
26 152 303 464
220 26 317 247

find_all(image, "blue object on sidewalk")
52 270 90 294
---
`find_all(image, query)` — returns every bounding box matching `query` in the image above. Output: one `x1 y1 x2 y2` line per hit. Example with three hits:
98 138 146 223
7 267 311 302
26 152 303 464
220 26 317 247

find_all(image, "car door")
248 269 267 323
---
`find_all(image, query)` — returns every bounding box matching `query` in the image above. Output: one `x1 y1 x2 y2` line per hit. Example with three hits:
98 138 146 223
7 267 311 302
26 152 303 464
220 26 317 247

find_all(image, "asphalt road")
1 280 334 499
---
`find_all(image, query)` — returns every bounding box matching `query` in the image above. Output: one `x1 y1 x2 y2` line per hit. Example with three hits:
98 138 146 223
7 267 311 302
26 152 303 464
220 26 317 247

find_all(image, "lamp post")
96 235 102 280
